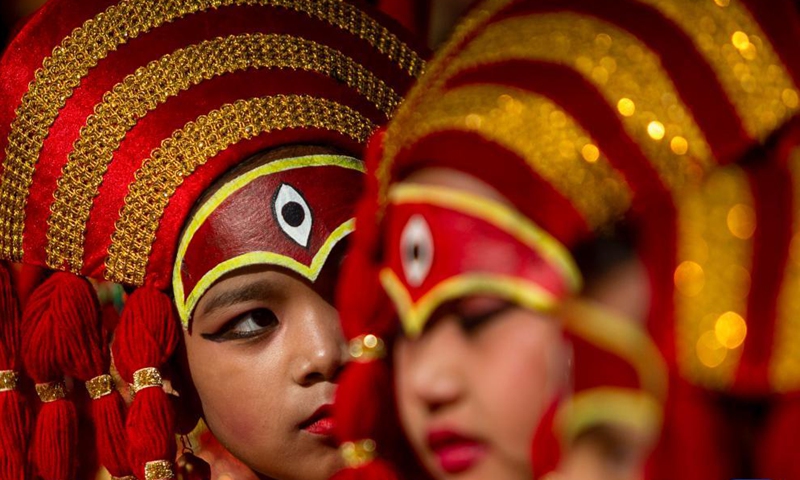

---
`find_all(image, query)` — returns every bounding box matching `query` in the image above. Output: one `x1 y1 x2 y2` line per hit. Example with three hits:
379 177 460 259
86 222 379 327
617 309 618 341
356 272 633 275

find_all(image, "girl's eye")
202 308 279 342
456 297 512 334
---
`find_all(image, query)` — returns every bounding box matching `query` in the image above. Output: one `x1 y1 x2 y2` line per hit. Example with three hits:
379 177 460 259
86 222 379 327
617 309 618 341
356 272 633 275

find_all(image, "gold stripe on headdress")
46 33 399 273
674 166 754 390
638 0 799 139
0 0 422 263
381 84 632 230
771 147 800 392
438 13 714 192
105 95 374 285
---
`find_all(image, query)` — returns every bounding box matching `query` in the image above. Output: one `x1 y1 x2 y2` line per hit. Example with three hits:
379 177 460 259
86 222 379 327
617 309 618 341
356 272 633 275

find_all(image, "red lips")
301 404 335 436
427 428 487 474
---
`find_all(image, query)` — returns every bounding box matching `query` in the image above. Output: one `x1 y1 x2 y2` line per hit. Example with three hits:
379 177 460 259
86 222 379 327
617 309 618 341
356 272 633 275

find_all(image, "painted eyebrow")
199 280 279 318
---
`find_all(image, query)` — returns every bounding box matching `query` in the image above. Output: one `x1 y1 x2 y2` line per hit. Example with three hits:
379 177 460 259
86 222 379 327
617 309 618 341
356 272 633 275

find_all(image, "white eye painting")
274 183 313 247
400 214 434 287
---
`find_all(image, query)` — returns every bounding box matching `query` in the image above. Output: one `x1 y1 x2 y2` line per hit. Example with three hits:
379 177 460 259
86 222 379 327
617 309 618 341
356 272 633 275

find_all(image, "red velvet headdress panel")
0 0 427 290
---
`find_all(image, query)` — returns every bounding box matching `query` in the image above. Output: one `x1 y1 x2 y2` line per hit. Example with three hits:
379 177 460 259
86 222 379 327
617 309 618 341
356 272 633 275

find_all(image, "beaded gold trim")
771 147 800 392
340 439 377 469
674 166 753 390
638 0 798 139
382 84 632 229
45 33 399 272
85 374 114 400
144 460 174 480
0 0 422 263
105 95 374 285
35 381 67 403
0 370 19 392
439 13 714 192
132 367 162 395
349 334 386 361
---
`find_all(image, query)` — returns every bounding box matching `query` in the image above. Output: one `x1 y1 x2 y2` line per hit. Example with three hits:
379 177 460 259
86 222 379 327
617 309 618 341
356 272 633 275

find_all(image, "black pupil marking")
407 242 423 261
281 202 305 227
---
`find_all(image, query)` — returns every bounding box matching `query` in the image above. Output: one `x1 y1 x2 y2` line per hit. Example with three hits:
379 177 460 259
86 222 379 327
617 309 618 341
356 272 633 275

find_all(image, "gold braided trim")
0 0 422 264
438 13 714 193
639 0 798 140
132 367 162 395
0 370 19 392
35 381 67 403
349 334 386 362
674 166 754 390
45 33 399 273
144 460 174 480
382 84 632 230
111 477 137 480
85 374 114 400
771 147 800 392
105 95 374 285
340 439 377 469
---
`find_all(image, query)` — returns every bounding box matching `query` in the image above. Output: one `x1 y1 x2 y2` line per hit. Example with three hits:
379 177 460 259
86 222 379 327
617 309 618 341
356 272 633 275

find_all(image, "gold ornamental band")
35 381 67 403
144 460 174 480
86 374 114 400
348 334 386 362
132 367 163 395
0 370 19 392
340 439 377 469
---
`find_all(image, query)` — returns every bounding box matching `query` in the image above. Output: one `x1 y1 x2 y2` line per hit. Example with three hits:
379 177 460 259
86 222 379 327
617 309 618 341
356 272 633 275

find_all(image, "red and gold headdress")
334 0 800 477
660 114 800 479
0 0 425 479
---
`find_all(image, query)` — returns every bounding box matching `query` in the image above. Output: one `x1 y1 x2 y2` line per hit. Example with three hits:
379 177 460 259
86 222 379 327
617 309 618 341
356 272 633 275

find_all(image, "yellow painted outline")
173 154 363 327
558 299 668 399
554 387 663 445
388 183 582 293
380 268 558 338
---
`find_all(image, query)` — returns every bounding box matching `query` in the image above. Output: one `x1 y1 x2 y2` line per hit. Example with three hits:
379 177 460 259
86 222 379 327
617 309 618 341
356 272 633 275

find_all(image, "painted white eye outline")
400 214 434 287
273 183 313 248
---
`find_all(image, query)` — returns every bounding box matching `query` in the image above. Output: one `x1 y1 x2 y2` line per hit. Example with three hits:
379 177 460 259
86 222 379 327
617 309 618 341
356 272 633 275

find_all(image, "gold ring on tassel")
144 460 174 480
0 370 18 392
349 334 386 361
340 439 377 468
35 380 67 402
86 374 114 400
132 367 163 395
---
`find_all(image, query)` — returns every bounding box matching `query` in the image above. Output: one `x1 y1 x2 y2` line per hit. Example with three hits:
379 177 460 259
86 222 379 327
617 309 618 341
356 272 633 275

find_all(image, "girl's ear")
165 338 204 435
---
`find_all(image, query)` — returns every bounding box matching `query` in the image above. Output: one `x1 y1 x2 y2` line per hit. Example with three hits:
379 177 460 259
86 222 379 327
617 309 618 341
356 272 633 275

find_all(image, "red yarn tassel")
0 262 30 480
22 273 83 480
530 398 562 478
48 274 131 477
113 287 180 479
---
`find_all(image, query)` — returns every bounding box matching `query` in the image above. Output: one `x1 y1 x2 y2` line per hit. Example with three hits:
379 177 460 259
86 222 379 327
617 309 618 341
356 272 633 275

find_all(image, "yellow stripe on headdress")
771 147 800 392
674 165 754 390
638 0 799 139
381 83 632 230
439 13 715 193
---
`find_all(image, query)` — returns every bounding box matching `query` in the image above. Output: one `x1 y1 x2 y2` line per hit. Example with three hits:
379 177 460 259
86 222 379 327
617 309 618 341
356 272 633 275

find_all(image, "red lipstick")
427 428 487 474
301 404 335 436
